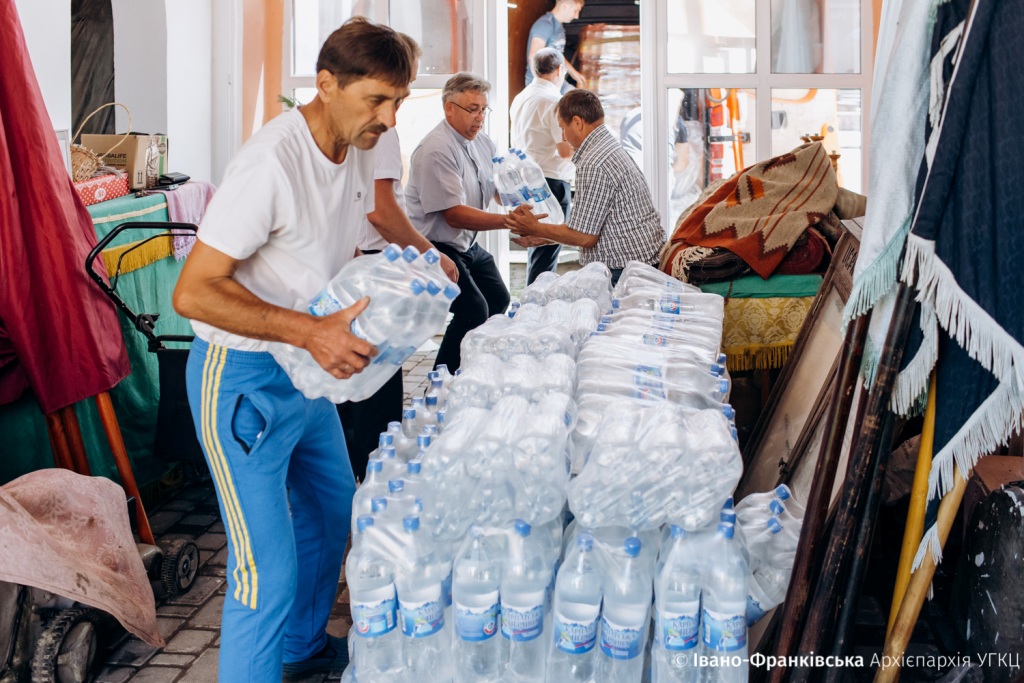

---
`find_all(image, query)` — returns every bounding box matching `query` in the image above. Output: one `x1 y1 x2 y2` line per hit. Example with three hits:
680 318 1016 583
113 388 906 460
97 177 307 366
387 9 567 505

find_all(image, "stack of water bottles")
271 244 459 403
493 149 565 224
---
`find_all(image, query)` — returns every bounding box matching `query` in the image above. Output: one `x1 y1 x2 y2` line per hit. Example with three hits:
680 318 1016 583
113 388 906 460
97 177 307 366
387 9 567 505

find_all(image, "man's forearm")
530 221 599 248
442 205 507 232
368 205 433 253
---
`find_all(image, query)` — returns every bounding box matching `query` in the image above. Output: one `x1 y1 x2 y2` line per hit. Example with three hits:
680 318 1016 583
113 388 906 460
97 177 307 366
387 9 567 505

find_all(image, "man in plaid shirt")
506 88 665 285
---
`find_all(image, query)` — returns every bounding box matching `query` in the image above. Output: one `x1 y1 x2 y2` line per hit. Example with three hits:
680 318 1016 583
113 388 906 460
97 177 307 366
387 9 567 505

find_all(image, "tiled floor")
92 343 441 683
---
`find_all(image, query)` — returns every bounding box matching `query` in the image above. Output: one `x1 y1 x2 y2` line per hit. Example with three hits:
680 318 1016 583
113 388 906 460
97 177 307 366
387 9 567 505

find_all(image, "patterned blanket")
661 142 838 280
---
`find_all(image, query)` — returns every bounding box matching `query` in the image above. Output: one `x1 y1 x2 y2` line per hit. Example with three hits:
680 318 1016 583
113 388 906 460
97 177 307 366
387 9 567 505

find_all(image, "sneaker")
282 634 350 679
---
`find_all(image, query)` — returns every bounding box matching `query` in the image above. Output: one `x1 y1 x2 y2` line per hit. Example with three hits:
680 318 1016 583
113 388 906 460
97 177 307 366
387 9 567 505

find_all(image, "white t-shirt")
510 79 575 182
358 127 404 252
192 109 376 351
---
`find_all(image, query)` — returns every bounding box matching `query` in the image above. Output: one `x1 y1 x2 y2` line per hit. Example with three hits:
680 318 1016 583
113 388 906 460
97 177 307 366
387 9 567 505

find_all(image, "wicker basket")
70 103 132 183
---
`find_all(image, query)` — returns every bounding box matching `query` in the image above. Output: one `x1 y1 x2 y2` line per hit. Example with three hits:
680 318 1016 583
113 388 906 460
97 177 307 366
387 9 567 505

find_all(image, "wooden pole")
768 313 870 681
875 466 967 683
59 405 92 476
44 411 74 471
791 285 918 680
94 391 155 545
887 373 937 636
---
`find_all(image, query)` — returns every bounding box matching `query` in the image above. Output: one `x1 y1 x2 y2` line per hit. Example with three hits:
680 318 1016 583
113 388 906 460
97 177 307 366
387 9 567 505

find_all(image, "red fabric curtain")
0 0 129 413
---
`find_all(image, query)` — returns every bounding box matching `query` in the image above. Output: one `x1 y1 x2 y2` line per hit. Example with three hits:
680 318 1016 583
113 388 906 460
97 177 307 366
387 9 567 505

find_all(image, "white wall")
166 0 213 181
211 0 241 183
14 0 71 132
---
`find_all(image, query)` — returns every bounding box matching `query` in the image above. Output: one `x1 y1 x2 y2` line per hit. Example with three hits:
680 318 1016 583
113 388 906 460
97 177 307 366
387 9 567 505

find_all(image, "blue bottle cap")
403 516 420 532
371 497 387 512
596 323 608 332
721 509 737 523
379 432 394 447
717 523 735 539
731 426 739 441
388 479 405 493
719 379 731 395
492 156 503 164
410 279 426 295
769 499 785 515
514 519 531 537
436 411 445 425
775 485 792 501
711 362 725 376
722 404 736 420
436 364 449 374
426 280 442 296
768 517 783 534
611 299 621 309
403 408 416 420
412 396 425 407
366 459 382 474
356 515 374 532
382 244 401 261
425 425 438 435
431 378 443 389
407 460 422 475
444 284 460 300
402 246 420 263
624 537 641 558
577 532 594 551
722 496 734 509
670 525 686 539
380 446 396 459
424 249 440 265
601 316 612 324
414 498 424 512
718 353 728 366
387 421 402 432
425 395 438 407
417 435 431 449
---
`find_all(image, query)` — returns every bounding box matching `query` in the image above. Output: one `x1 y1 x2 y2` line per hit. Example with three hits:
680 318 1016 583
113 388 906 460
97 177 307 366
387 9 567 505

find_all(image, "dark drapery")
71 0 115 136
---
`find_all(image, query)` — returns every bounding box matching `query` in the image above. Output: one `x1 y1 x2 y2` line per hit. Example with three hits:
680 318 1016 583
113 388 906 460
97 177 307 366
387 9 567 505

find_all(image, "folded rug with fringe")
661 142 837 280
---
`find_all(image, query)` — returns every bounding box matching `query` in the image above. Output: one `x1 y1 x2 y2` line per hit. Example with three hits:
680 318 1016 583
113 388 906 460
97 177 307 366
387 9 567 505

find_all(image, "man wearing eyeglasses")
406 72 510 371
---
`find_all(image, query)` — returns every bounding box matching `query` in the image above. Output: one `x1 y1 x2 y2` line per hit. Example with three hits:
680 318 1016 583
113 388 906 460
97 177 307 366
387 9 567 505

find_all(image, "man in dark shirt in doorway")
525 0 588 92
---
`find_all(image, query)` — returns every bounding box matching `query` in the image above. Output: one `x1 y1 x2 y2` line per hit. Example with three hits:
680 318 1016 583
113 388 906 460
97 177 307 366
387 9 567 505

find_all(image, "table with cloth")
0 193 192 491
699 273 822 372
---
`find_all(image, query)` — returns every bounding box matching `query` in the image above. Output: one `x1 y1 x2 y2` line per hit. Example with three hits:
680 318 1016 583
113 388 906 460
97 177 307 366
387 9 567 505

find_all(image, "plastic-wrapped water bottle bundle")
272 244 459 403
493 150 566 225
460 317 580 365
735 485 805 626
611 261 702 299
567 402 742 532
445 353 577 411
518 262 614 313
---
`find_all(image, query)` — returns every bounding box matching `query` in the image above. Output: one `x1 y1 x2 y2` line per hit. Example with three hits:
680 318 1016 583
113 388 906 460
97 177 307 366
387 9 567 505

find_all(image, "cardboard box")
80 133 169 189
74 172 130 206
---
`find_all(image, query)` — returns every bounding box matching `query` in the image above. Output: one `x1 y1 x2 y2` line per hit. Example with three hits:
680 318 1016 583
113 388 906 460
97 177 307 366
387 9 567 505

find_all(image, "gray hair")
442 72 491 104
533 48 564 77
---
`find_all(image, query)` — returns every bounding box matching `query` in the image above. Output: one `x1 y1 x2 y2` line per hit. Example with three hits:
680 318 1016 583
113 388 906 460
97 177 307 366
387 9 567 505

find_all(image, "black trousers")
432 241 510 371
526 177 572 285
335 248 404 480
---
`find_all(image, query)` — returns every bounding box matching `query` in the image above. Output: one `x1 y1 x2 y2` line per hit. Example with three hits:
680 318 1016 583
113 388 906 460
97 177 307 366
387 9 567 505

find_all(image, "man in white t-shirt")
511 47 576 284
337 123 459 476
172 18 416 683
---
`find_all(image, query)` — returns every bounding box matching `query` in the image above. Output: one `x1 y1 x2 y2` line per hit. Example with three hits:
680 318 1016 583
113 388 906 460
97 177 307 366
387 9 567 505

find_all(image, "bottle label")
659 295 683 314
455 593 500 642
746 595 767 627
387 345 417 367
642 333 668 347
399 592 445 639
633 365 666 401
351 588 398 638
701 605 747 652
599 614 646 660
657 602 700 651
308 289 343 317
553 610 598 654
501 597 544 642
531 186 552 202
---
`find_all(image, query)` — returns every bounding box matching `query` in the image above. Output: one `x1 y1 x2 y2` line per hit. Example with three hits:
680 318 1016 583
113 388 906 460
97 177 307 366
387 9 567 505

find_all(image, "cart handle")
85 222 198 349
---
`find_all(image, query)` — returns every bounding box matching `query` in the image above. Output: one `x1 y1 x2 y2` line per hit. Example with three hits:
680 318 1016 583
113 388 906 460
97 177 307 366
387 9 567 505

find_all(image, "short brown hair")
317 17 417 88
557 89 604 125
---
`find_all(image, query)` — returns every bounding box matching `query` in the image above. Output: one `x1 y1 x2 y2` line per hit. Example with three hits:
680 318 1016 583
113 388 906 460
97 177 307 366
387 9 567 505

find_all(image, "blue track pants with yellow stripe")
185 338 356 682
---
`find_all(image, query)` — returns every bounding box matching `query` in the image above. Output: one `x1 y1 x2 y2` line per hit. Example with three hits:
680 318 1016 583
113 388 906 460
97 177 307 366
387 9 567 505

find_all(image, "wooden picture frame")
736 219 862 502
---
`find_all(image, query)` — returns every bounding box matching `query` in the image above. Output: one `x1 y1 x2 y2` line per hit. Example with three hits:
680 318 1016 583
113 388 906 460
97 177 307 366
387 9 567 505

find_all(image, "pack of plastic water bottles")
493 149 566 224
271 244 459 403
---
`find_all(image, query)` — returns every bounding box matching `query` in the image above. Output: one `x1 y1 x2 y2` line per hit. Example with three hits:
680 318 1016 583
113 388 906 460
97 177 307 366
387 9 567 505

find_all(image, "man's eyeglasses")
449 101 492 117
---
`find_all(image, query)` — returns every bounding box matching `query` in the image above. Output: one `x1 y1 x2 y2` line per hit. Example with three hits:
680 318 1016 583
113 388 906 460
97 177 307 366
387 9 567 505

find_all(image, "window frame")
640 0 874 228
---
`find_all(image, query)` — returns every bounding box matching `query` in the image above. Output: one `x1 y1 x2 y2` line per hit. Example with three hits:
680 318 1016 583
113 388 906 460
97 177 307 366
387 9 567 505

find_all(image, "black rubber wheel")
30 608 99 683
159 539 200 597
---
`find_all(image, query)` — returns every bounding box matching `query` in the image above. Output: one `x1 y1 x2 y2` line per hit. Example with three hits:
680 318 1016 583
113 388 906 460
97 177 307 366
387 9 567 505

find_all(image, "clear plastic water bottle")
597 537 652 682
352 459 390 533
493 156 530 211
347 515 405 682
396 516 454 680
514 151 565 224
746 518 788 626
502 520 551 681
452 527 502 683
700 524 748 683
653 526 701 683
546 532 602 683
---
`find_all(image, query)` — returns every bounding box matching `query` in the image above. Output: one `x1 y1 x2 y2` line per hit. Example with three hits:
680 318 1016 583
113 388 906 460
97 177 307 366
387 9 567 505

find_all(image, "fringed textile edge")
843 213 913 326
891 302 938 416
723 342 794 372
912 523 943 570
102 234 174 277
